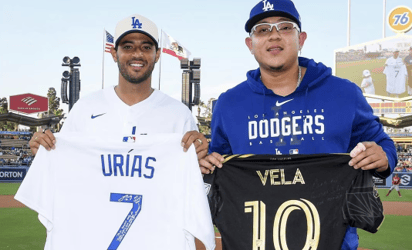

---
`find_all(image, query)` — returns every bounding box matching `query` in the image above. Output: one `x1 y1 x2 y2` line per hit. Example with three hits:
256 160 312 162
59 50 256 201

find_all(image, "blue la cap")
245 0 301 33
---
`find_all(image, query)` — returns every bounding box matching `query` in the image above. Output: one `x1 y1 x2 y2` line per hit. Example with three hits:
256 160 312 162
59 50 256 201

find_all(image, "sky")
0 0 410 116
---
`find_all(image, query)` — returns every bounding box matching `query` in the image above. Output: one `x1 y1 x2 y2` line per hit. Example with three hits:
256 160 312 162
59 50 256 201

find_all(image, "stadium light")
193 83 200 105
182 72 190 107
72 56 80 65
180 58 189 69
191 58 201 69
61 56 81 111
180 58 201 111
62 56 71 65
61 79 69 104
62 56 81 67
62 71 70 79
192 69 201 83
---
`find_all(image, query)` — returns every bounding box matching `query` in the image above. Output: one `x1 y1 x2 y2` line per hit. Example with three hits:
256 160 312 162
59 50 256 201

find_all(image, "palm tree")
197 100 205 117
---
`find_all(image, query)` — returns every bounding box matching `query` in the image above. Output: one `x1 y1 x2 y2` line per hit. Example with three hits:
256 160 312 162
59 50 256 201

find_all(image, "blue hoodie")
209 57 396 249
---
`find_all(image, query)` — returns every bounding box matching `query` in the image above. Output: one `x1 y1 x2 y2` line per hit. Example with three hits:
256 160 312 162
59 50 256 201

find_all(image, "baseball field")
336 58 410 98
0 183 411 250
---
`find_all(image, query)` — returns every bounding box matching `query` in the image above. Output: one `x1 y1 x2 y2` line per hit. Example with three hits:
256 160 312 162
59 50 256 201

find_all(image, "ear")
110 47 117 63
245 37 254 54
154 48 161 63
298 31 307 50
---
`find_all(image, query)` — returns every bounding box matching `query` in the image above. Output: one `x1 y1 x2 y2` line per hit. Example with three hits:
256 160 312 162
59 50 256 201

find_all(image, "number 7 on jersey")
108 193 143 250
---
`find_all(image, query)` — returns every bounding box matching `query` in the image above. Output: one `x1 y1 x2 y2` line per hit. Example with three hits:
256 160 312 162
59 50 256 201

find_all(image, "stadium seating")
394 142 412 172
0 131 33 167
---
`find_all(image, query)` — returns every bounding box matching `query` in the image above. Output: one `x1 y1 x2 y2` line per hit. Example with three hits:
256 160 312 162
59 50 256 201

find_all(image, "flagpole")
102 29 105 89
383 0 386 39
347 0 351 46
158 29 163 90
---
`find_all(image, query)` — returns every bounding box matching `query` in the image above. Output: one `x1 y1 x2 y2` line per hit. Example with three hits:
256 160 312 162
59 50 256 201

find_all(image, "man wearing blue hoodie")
200 0 397 249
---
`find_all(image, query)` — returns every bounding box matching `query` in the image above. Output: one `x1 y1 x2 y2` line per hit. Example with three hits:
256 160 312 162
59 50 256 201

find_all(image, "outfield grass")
0 208 46 250
0 183 21 195
1 184 411 249
378 188 412 202
359 215 412 250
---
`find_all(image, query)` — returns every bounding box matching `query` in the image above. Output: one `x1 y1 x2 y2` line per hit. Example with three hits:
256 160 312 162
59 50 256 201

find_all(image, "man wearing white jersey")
29 14 207 158
24 13 213 249
384 50 408 97
405 47 412 95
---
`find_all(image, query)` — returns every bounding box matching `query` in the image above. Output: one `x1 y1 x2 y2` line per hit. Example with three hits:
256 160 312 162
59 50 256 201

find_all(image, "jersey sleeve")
342 169 384 233
360 79 367 88
203 169 221 223
183 146 216 250
59 99 84 133
182 111 199 134
349 87 397 178
14 145 55 231
383 59 389 75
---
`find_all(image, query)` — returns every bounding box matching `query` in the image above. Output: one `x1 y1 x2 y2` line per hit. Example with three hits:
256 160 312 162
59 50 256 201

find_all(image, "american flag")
105 31 114 53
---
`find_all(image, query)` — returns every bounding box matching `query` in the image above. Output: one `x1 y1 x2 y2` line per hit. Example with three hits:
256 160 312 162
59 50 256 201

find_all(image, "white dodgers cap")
114 14 159 49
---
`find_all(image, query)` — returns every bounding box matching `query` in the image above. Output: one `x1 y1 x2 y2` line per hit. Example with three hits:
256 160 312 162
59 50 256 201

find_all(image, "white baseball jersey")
361 76 375 95
61 86 197 140
361 76 378 103
384 57 407 94
15 133 215 250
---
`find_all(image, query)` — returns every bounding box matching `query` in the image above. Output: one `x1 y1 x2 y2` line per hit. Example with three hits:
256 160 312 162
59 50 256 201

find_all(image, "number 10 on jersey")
245 199 320 250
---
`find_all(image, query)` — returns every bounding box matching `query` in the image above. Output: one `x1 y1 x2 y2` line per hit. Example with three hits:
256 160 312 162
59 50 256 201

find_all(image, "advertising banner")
9 93 48 114
373 176 387 186
398 172 412 188
0 168 27 182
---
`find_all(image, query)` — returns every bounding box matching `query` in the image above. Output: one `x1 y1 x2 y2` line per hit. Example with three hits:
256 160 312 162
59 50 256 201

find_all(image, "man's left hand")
349 141 388 172
181 131 208 161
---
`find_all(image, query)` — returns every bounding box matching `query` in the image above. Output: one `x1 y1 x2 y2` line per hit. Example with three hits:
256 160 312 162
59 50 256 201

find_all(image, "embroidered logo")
262 0 274 11
123 136 136 143
91 113 106 119
289 149 299 155
131 17 142 29
123 126 137 143
275 99 294 107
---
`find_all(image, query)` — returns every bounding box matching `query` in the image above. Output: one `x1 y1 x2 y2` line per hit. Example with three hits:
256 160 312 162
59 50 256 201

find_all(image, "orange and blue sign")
388 6 412 33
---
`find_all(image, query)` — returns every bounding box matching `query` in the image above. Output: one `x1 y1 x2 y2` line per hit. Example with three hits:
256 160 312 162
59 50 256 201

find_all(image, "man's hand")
199 152 225 174
349 142 388 172
181 131 208 161
29 130 56 155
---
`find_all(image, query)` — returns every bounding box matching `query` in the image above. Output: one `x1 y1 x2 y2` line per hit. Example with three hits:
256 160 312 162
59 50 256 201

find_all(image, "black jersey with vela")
204 154 384 250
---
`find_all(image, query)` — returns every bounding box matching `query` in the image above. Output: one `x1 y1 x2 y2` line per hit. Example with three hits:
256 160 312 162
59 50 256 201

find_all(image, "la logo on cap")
262 0 274 11
131 17 143 29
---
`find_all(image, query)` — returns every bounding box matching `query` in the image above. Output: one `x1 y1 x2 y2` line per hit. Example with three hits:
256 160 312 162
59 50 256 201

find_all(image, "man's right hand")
199 152 225 174
29 130 56 155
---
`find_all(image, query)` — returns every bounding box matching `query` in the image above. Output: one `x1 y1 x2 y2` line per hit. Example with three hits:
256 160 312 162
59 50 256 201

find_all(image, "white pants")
389 184 400 191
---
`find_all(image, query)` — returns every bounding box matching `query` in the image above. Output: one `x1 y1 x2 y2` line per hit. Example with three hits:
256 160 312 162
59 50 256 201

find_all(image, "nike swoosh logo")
276 99 294 107
91 113 106 119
